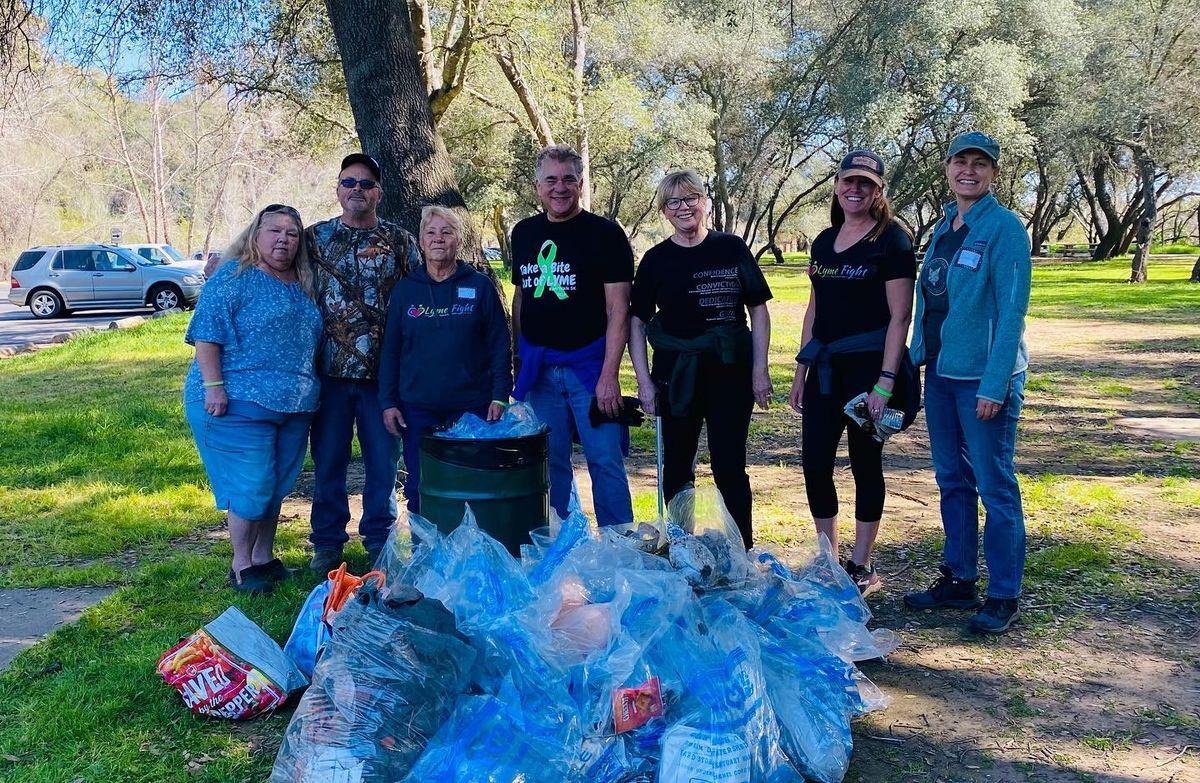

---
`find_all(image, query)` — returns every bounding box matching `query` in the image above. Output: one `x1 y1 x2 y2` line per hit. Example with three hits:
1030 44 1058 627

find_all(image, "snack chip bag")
158 606 307 720
613 677 664 733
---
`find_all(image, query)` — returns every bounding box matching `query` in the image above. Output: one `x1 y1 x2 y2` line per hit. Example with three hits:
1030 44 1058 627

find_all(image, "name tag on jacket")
956 249 982 270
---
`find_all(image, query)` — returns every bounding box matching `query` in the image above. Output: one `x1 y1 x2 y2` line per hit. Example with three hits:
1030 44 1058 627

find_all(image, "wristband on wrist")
879 370 897 380
872 384 893 399
203 380 225 388
491 400 508 408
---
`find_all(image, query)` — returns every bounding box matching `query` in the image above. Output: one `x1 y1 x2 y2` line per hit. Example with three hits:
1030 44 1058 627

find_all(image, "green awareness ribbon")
534 239 569 300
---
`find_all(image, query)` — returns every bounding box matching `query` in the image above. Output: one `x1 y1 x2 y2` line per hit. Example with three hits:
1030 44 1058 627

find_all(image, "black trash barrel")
418 431 549 556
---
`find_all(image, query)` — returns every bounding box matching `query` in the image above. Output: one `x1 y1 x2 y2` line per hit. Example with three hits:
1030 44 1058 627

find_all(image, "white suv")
121 243 207 275
8 244 205 318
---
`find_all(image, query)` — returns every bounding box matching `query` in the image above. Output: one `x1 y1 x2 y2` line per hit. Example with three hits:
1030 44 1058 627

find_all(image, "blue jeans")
398 401 489 514
309 376 400 553
185 400 312 522
525 365 633 525
925 363 1027 599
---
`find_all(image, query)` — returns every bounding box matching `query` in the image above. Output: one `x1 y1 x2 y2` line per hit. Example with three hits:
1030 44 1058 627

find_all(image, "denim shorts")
185 399 313 521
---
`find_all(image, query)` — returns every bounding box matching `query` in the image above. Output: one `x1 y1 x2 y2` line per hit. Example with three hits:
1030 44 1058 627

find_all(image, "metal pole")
655 415 664 519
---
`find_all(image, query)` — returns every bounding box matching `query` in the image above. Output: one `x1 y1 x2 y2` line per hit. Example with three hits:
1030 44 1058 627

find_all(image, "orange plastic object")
321 563 385 623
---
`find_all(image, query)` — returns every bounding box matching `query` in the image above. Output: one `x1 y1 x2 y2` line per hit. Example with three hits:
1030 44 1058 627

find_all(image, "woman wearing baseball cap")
788 149 916 595
903 131 1032 634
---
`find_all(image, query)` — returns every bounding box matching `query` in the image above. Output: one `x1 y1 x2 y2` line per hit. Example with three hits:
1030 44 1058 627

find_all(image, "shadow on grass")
846 525 1200 782
1111 335 1200 354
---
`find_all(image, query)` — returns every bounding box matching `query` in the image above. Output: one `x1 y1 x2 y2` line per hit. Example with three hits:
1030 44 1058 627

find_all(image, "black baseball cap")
340 153 382 182
838 149 885 186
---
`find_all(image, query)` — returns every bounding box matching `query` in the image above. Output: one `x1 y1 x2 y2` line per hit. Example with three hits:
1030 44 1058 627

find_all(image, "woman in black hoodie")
379 205 513 513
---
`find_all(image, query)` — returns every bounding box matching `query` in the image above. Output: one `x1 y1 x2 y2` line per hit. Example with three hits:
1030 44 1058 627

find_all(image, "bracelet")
872 384 893 399
491 400 508 408
879 370 897 380
203 380 225 388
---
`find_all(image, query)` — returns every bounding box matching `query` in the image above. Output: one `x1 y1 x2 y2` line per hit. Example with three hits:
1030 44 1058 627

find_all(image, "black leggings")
658 361 755 549
801 352 886 522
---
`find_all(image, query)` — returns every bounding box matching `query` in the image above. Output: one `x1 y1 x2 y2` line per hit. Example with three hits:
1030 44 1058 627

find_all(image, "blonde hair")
654 169 707 211
226 204 314 297
419 205 464 252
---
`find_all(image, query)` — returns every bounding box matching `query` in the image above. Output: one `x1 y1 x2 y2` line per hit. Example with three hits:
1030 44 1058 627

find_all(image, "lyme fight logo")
518 240 575 299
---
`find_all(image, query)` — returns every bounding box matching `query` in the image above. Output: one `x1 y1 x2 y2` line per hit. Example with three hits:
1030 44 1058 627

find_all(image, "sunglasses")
338 177 378 190
263 203 301 218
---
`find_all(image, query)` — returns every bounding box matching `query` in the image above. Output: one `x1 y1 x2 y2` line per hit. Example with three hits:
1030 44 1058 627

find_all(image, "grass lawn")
0 258 1197 781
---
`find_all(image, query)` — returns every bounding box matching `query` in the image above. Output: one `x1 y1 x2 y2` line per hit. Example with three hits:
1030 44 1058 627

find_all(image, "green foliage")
1028 259 1199 323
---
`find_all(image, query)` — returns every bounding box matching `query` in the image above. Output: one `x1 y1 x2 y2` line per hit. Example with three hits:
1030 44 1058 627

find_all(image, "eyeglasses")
262 204 301 218
338 177 378 190
540 175 580 187
665 194 702 210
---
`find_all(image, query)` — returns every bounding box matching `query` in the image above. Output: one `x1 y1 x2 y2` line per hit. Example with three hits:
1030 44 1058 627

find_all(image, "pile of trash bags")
272 488 896 783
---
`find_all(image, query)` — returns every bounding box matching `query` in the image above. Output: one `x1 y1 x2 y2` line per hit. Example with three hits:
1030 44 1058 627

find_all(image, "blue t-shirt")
183 262 323 413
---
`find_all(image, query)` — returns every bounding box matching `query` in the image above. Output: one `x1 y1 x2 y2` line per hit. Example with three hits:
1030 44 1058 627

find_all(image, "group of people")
183 129 1032 635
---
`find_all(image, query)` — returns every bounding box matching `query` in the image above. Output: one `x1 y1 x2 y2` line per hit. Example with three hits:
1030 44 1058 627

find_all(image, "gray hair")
419 204 464 248
654 169 706 211
534 145 584 179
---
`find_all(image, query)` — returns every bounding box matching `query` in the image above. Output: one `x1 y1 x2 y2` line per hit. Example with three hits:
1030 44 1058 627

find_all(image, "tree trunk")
107 77 153 241
493 46 555 148
492 204 510 271
1190 255 1200 282
569 0 590 211
148 76 170 244
1129 144 1155 284
325 0 488 274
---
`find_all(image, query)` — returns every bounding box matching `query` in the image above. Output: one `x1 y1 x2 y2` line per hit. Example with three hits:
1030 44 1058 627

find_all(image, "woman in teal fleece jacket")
903 131 1032 635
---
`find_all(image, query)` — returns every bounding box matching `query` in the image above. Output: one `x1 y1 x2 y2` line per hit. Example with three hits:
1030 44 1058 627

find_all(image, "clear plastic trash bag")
271 586 476 782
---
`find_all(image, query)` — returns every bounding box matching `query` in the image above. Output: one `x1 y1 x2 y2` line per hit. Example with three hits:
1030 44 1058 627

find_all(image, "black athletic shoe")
843 559 882 596
969 597 1021 634
903 565 982 610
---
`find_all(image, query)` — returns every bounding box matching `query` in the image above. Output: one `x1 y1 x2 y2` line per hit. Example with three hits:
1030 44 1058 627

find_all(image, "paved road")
1 282 155 349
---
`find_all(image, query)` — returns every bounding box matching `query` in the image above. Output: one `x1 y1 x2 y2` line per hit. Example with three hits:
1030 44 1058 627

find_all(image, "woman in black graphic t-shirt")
629 169 773 549
786 150 916 595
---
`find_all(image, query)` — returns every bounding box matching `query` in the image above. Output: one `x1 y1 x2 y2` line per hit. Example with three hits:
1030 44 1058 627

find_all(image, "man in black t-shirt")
510 145 635 525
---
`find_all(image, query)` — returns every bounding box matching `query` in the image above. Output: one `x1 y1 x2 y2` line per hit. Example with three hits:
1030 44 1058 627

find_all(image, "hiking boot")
969 597 1021 634
903 565 982 610
844 559 882 597
309 548 344 576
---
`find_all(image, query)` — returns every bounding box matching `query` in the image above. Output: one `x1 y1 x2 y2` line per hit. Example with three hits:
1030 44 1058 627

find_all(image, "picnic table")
1058 243 1096 259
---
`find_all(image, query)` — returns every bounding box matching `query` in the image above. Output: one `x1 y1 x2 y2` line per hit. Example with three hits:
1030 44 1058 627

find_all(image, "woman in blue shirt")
183 204 323 594
904 132 1032 634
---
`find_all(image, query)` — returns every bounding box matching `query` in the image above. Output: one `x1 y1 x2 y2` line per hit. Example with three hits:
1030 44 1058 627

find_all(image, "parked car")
122 243 207 275
190 249 223 264
7 244 205 319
